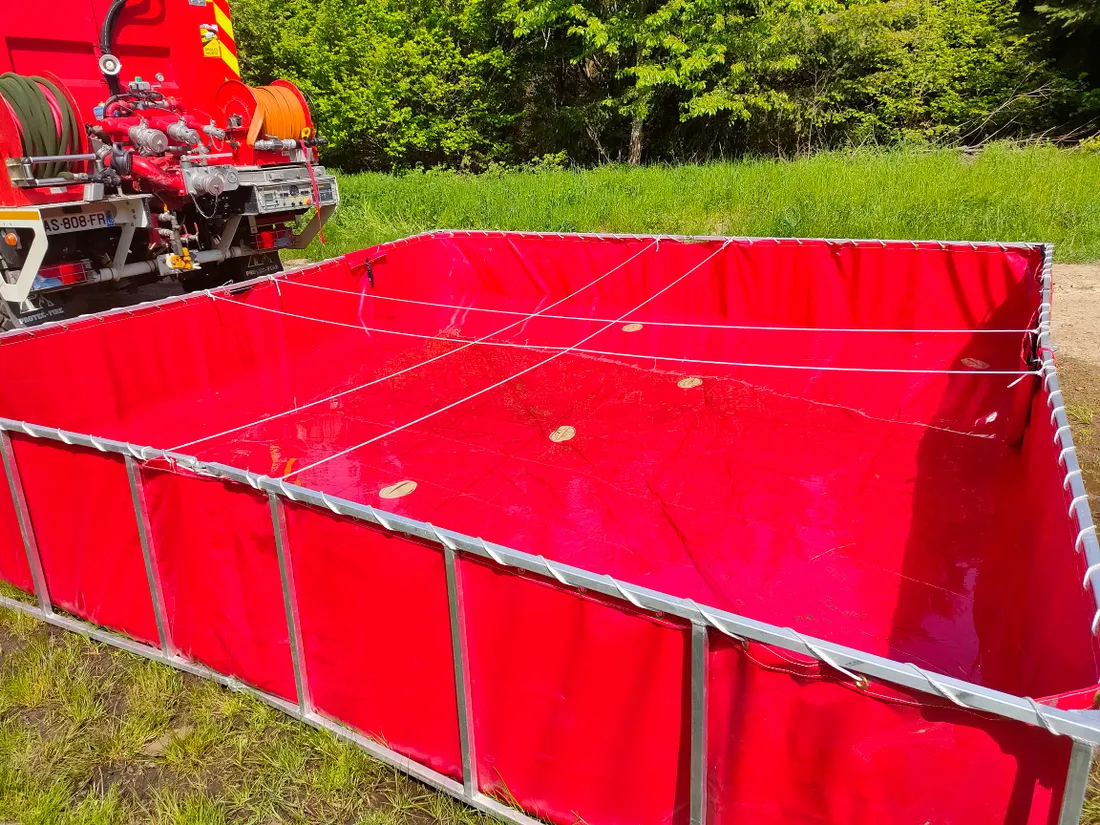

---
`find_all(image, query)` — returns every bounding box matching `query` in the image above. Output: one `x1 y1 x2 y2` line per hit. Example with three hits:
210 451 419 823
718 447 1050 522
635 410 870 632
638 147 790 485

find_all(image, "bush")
230 0 1088 170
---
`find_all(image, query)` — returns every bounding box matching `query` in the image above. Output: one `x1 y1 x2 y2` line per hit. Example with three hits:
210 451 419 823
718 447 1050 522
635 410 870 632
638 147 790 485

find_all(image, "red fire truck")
0 0 338 326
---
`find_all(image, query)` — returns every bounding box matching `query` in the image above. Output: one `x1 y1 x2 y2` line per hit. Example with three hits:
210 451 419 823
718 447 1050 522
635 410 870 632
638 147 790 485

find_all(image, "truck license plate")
44 210 115 234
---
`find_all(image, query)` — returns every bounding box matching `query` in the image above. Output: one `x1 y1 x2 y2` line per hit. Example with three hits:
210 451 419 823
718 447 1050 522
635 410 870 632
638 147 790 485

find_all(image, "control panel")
237 165 339 215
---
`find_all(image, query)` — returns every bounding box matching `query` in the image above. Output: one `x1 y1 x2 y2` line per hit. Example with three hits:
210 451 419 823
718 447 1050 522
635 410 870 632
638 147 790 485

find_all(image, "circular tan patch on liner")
380 480 417 499
622 323 643 332
549 425 576 443
678 376 703 389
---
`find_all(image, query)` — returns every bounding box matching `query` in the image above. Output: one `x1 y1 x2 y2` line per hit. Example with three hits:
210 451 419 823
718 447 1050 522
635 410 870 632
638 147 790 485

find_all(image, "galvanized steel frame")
0 235 1097 825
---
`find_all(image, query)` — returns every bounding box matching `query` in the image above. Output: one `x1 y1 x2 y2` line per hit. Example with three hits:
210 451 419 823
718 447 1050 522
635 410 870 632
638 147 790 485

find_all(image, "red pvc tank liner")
0 232 1096 825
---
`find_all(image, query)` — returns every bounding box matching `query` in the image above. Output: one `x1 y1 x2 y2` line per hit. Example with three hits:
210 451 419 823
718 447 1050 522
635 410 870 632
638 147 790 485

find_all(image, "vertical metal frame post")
125 455 173 654
444 543 478 799
690 622 709 825
1059 741 1094 825
270 492 310 718
0 430 50 612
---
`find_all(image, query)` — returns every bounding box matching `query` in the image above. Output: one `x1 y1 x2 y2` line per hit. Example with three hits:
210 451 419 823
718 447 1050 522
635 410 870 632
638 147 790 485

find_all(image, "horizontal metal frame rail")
418 228 1045 253
0 415 1097 744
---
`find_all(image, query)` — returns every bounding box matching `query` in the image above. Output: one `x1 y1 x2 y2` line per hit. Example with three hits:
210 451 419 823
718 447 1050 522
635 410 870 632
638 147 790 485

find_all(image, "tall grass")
309 145 1100 262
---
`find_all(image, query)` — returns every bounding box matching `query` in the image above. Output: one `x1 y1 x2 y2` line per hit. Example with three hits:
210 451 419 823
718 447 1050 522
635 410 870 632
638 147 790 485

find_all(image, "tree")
1035 0 1100 29
232 0 1086 168
231 0 518 170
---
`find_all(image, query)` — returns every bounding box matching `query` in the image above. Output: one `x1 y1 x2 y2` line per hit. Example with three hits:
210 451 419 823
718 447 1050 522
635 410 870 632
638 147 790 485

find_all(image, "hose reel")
0 73 87 178
214 79 314 148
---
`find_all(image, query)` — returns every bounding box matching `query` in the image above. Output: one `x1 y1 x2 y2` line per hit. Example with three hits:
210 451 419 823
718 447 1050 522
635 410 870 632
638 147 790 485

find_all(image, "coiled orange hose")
246 84 309 145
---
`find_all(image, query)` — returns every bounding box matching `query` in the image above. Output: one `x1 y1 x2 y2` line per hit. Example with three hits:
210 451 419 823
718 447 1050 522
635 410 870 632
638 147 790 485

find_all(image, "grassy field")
0 602 497 825
308 145 1100 262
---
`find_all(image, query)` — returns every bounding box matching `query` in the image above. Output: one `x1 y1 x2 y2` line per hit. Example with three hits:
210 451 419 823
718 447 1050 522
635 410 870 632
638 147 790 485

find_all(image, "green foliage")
230 0 1094 169
302 144 1100 262
230 0 516 170
1036 0 1100 29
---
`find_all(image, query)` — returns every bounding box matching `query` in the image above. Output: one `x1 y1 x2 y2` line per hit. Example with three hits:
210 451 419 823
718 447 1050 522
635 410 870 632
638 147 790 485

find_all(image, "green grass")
303 144 1100 263
0 605 499 825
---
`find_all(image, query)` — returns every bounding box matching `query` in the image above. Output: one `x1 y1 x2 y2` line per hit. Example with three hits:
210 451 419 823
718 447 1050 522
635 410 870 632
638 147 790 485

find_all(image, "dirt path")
1053 264 1100 365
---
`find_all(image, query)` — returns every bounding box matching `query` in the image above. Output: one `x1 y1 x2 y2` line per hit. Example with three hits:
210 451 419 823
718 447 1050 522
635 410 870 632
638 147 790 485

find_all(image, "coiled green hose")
0 72 81 179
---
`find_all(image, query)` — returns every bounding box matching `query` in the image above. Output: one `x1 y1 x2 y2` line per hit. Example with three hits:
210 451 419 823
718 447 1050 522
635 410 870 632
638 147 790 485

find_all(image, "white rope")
687 599 746 643
905 662 967 707
168 240 659 452
1025 697 1060 736
277 279 1034 335
607 574 645 609
277 478 296 501
539 555 569 585
785 627 868 688
479 537 505 566
426 522 457 552
1077 526 1098 553
280 242 735 480
205 297 1039 377
368 506 393 532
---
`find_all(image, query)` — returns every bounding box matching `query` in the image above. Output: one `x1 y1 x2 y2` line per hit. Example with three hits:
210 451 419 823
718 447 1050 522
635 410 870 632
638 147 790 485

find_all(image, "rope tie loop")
1082 562 1100 591
1077 526 1098 554
276 478 297 501
479 537 504 566
687 599 746 646
368 506 393 532
786 628 868 689
425 522 457 552
905 663 967 708
538 555 569 585
606 574 644 610
1025 697 1060 736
